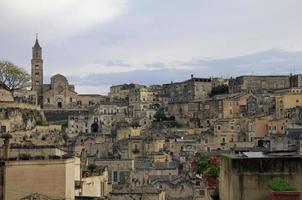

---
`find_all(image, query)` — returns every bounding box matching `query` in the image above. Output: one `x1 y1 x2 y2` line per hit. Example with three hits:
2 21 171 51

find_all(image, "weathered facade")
219 154 302 200
229 75 290 93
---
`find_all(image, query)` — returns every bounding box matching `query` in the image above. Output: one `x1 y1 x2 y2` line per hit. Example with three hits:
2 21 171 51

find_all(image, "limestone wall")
4 158 76 200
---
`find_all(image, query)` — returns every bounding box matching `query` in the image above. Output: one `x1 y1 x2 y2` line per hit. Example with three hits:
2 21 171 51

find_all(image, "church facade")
31 38 107 109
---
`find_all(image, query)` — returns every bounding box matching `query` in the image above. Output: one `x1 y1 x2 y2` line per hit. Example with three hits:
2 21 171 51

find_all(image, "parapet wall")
0 102 40 110
219 155 302 200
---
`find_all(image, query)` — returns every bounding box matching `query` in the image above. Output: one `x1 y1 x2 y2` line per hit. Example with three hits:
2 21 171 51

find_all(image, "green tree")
195 155 209 175
87 163 98 172
154 108 167 121
210 85 229 97
0 60 30 93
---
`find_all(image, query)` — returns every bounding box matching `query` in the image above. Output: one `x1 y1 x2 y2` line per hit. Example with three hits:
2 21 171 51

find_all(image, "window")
217 125 221 130
113 171 118 182
47 98 50 103
0 126 6 133
70 98 72 103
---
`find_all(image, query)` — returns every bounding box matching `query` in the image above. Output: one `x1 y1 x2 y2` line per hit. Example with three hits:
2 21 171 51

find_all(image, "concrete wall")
219 155 302 200
4 158 76 200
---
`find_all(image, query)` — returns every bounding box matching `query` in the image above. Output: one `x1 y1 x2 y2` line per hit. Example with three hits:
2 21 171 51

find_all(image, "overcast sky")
1 0 302 94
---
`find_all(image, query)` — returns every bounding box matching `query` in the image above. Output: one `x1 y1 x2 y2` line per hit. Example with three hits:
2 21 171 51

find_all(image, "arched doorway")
56 98 63 109
91 123 99 133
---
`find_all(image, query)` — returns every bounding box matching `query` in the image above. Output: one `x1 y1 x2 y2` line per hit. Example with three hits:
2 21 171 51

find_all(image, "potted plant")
267 179 301 200
204 165 219 188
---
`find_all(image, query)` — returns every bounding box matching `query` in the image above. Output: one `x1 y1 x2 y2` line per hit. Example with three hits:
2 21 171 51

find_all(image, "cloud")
0 0 127 41
64 49 302 94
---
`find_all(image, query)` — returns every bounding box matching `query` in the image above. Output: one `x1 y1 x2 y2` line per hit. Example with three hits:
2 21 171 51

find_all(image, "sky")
1 0 302 94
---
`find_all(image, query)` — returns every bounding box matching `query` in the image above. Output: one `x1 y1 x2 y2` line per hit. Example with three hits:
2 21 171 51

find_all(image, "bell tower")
31 34 44 107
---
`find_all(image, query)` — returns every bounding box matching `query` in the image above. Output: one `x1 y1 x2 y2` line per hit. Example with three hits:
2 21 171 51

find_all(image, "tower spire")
34 33 41 49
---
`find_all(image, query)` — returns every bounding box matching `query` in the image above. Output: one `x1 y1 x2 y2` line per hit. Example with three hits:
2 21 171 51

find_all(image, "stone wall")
0 107 44 132
219 155 302 200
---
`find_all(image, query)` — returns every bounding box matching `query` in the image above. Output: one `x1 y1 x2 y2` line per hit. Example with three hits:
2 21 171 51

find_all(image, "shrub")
154 109 167 121
210 85 229 97
267 179 298 191
195 155 209 175
204 165 219 177
87 163 98 172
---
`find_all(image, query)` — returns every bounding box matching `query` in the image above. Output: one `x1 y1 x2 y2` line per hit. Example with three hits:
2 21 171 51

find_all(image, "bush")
267 179 298 191
195 155 209 175
154 109 167 121
210 85 229 97
204 165 219 177
87 163 98 172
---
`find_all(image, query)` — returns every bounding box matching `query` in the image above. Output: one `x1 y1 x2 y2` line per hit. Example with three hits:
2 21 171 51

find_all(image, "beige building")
30 38 108 109
81 167 110 197
94 158 134 185
162 75 212 103
109 84 145 102
4 157 80 200
275 90 302 118
229 75 290 93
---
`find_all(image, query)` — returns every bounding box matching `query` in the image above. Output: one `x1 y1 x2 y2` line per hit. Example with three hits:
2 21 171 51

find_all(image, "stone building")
274 89 302 118
43 74 78 108
129 87 158 116
81 167 111 197
109 84 145 102
30 38 107 109
229 75 290 93
94 158 134 185
3 157 80 200
213 118 241 150
31 37 44 106
162 75 212 103
219 154 302 200
290 73 302 88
